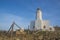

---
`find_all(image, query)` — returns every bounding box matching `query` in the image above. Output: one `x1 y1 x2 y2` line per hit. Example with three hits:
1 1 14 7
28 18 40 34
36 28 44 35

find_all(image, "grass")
0 30 60 40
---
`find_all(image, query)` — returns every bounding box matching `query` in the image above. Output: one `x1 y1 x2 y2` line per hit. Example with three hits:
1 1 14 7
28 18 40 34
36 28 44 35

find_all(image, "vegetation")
0 27 60 40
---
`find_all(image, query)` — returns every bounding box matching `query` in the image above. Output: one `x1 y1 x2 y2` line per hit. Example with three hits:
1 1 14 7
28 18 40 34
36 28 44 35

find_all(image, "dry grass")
0 31 60 40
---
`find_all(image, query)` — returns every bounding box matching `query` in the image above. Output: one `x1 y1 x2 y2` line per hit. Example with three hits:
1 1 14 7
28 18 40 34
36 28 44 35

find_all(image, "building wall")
29 20 54 31
48 26 55 31
42 20 49 29
35 19 42 30
30 21 35 30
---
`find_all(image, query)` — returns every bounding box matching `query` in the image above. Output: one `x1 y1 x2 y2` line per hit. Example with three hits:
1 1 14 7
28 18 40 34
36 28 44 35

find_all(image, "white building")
30 8 54 31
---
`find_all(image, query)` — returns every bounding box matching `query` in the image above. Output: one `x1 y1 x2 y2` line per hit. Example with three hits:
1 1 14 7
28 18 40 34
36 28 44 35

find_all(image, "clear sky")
0 0 60 30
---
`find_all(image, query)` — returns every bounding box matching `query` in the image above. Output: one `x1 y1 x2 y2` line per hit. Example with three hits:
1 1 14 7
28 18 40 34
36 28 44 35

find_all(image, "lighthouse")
35 8 43 30
36 8 42 20
30 8 54 31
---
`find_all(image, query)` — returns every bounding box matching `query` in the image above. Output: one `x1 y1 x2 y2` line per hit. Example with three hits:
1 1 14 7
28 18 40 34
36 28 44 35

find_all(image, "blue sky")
0 0 60 30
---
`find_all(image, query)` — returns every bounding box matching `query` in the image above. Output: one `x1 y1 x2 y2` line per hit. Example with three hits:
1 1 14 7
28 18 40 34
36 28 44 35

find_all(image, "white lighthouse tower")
35 8 43 30
36 8 42 20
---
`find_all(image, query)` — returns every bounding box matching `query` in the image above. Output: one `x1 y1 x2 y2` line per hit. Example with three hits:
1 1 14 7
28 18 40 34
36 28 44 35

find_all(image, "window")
50 28 52 30
43 25 46 29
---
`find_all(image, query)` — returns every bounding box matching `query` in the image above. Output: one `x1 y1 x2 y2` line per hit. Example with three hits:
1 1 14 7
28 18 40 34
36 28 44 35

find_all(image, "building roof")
37 8 40 10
